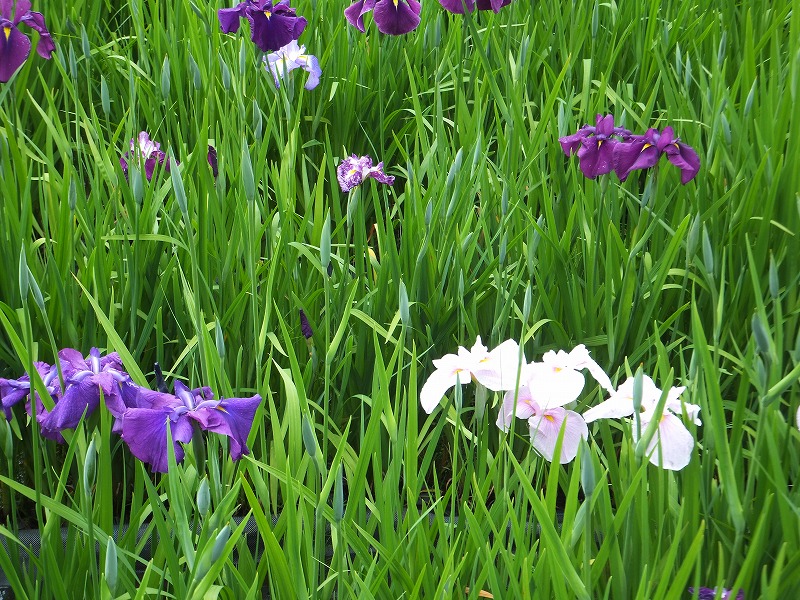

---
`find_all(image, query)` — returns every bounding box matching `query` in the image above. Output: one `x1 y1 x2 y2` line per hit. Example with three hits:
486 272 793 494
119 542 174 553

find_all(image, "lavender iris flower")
218 0 307 52
120 132 175 181
613 126 701 184
337 154 395 192
438 0 512 14
558 114 632 179
1 361 54 420
120 381 261 472
688 587 744 600
0 0 55 83
265 40 321 90
344 0 421 36
39 348 129 435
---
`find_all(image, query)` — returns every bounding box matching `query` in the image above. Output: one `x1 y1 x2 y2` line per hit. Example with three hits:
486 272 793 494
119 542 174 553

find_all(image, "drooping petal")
576 138 616 178
613 137 660 181
558 126 593 156
11 0 31 19
529 407 588 463
247 7 307 52
372 0 421 36
364 162 395 185
496 386 537 431
121 407 194 472
420 367 469 413
664 141 701 184
637 412 695 470
190 394 262 460
0 25 32 82
476 0 512 11
582 395 635 423
40 373 120 433
344 0 377 32
526 363 585 408
300 53 321 90
563 345 614 392
218 3 248 33
17 10 55 58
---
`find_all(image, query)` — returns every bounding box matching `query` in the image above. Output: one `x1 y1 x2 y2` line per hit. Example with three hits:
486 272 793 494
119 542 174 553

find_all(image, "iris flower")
208 145 218 178
420 337 525 414
1 361 56 420
337 154 395 192
613 126 700 184
39 348 130 436
438 0 512 14
583 374 701 470
0 0 55 83
120 132 174 181
265 40 321 90
559 114 632 179
218 0 307 52
120 381 261 472
344 0 421 36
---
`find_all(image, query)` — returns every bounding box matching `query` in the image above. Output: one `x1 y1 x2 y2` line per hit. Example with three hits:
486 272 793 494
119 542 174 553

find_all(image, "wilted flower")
583 374 701 470
344 0 421 36
559 114 632 179
337 154 395 192
420 337 525 414
299 309 313 339
0 0 55 83
265 40 321 90
218 0 307 52
438 0 512 14
120 381 261 472
688 586 744 600
120 132 174 181
613 126 700 184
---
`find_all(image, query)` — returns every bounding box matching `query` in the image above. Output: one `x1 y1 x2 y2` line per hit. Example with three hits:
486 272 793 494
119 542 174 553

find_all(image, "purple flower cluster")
0 0 54 83
1 349 262 473
218 0 307 52
559 114 701 184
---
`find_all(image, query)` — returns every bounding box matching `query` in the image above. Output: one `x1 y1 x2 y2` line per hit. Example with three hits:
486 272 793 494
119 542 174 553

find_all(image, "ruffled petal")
529 408 588 463
420 367 467 413
496 386 537 431
637 412 695 470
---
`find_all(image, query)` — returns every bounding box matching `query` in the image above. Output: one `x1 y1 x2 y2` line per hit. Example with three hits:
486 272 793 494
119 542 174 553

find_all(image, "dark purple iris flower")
613 126 700 184
120 381 261 472
299 309 313 339
344 0 421 36
438 0 512 14
337 154 395 192
0 0 55 83
559 114 632 179
120 132 175 181
208 145 218 178
688 587 744 600
218 0 307 52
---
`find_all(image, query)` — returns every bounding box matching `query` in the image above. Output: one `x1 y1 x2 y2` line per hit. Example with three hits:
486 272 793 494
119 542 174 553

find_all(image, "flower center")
264 10 271 19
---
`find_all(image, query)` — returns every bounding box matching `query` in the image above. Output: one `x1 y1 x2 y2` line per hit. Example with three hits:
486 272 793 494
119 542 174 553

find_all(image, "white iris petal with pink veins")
583 374 702 470
419 336 526 414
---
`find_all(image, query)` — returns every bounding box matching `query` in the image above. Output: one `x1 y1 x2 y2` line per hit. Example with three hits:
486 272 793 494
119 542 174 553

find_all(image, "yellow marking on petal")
393 0 399 6
3 27 10 41
642 143 653 150
215 405 229 413
554 367 563 372
347 168 357 177
544 414 556 422
264 10 272 19
597 139 603 147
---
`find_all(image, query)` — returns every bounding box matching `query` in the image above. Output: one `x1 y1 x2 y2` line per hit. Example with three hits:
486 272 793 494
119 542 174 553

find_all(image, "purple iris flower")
39 348 129 436
208 145 218 178
613 126 701 184
688 587 744 600
438 0 512 14
218 0 307 53
344 0 421 36
265 40 321 90
337 154 395 192
120 381 261 473
0 0 55 83
299 309 313 339
1 360 54 420
558 114 632 179
120 132 175 181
